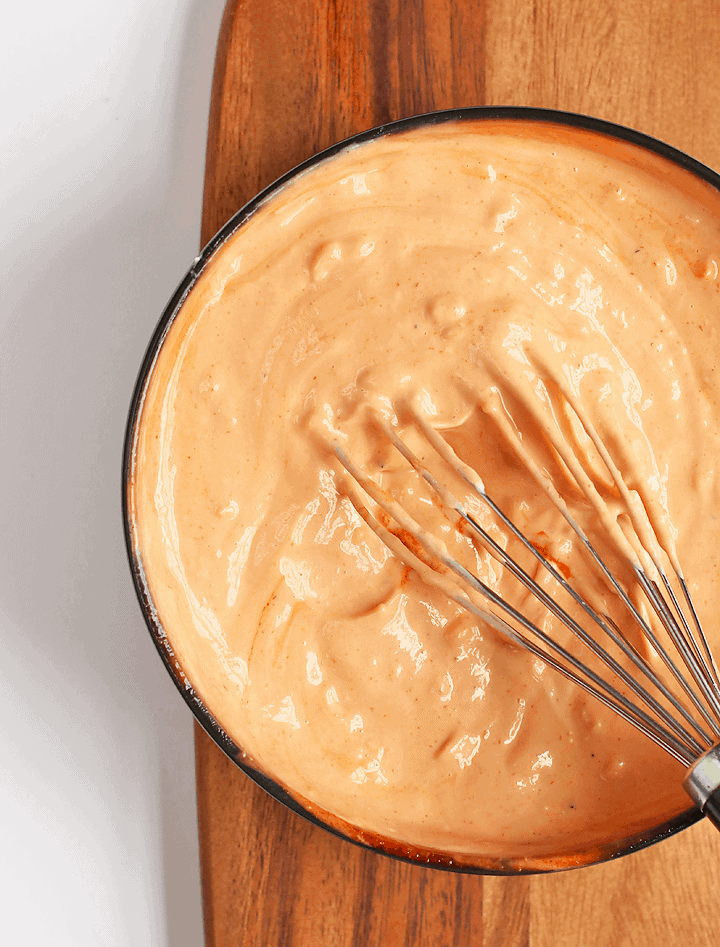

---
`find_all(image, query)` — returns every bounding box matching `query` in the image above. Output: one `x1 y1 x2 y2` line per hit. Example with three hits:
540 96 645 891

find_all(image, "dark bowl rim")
122 105 712 875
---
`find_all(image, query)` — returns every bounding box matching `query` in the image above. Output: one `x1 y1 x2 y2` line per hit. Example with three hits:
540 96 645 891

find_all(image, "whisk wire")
329 394 720 827
333 439 708 766
637 572 720 733
375 418 717 752
677 576 720 688
410 411 720 744
504 387 720 723
338 450 698 766
331 403 720 772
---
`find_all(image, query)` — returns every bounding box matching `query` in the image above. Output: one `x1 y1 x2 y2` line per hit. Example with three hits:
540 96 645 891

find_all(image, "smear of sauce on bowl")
130 121 720 862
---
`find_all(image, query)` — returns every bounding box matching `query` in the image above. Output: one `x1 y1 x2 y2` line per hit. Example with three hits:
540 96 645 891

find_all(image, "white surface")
0 1 227 942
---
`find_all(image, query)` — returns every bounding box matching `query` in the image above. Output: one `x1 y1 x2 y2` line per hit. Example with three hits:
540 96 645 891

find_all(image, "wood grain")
197 1 720 943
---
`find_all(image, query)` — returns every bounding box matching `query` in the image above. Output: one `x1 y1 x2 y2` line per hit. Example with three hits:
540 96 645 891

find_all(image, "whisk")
330 405 720 832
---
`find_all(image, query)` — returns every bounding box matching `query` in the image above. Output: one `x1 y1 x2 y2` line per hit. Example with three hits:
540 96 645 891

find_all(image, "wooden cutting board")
196 1 720 943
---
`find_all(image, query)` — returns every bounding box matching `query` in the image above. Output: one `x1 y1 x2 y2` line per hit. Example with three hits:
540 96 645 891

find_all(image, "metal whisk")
330 406 720 832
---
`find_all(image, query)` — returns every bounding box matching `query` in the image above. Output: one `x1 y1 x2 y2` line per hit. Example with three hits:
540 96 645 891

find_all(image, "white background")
1 1 228 942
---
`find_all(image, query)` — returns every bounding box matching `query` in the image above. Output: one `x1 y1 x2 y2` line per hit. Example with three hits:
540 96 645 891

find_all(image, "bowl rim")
122 105 713 875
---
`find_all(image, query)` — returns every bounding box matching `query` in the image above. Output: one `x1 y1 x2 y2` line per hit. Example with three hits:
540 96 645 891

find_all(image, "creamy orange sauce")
131 121 720 861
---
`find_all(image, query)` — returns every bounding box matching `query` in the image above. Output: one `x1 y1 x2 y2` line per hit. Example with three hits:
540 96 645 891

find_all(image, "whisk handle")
702 786 720 832
683 745 720 832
